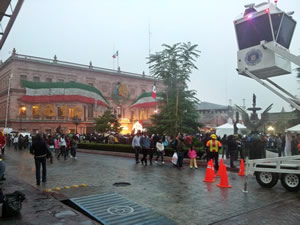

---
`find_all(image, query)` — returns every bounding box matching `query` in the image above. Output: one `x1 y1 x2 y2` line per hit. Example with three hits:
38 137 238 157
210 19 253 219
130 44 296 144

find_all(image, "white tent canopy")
285 124 300 133
285 124 300 156
215 123 247 137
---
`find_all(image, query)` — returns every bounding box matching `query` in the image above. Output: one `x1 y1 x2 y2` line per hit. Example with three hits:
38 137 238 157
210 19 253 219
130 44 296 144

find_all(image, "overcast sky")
1 0 299 112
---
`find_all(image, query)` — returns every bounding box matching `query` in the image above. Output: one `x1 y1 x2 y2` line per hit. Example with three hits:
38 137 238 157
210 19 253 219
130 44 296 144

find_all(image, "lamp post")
72 116 81 134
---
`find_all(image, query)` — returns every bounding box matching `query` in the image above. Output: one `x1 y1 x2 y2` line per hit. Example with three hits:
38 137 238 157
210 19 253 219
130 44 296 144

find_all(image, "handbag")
171 152 178 165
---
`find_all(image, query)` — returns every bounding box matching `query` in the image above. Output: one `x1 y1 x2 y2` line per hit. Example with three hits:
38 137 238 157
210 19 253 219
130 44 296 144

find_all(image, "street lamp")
72 116 81 134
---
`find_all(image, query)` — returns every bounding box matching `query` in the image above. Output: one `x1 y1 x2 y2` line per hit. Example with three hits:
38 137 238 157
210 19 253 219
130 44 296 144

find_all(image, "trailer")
246 155 300 192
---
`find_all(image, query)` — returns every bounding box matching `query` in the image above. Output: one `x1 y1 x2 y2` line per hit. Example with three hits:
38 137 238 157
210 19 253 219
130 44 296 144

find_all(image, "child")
155 138 165 164
188 145 198 169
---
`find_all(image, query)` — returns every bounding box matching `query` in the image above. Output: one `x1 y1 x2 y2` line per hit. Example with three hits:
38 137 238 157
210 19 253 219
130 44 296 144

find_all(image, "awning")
130 92 163 108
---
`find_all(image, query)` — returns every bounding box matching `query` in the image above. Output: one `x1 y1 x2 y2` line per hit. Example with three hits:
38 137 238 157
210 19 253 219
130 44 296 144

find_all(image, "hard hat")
211 134 217 139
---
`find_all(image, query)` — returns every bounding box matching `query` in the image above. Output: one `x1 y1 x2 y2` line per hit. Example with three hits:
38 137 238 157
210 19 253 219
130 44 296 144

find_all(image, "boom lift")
234 0 300 192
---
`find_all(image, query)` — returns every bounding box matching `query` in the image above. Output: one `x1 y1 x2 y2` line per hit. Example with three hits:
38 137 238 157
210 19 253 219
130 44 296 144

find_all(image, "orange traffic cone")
210 159 217 178
217 164 232 188
217 159 224 177
238 159 245 176
203 161 214 182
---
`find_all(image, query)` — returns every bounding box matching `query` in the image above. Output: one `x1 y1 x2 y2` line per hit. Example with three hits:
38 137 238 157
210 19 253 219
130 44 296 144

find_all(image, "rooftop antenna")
148 24 152 75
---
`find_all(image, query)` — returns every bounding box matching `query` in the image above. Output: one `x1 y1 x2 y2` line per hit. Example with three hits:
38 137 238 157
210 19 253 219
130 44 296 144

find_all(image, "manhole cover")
107 206 134 215
113 182 131 187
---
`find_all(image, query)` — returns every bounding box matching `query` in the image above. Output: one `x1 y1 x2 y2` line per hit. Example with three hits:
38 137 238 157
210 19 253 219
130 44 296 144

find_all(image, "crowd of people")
1 129 300 186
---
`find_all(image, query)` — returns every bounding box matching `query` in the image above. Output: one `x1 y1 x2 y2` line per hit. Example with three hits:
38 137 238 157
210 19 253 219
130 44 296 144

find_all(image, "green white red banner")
19 80 109 107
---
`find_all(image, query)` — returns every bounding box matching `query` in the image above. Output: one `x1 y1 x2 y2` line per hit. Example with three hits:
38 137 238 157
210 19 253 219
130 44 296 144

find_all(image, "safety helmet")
211 134 217 139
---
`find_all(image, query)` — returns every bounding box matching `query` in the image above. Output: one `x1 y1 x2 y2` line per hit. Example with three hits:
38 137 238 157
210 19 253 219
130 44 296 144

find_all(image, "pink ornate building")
0 51 164 134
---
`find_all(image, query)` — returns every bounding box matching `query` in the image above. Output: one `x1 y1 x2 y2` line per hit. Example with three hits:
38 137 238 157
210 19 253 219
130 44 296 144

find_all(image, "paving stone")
1 147 300 225
55 210 77 218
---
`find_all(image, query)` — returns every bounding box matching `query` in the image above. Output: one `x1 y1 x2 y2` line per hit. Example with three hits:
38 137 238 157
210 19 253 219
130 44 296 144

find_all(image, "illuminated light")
247 14 253 19
265 8 270 13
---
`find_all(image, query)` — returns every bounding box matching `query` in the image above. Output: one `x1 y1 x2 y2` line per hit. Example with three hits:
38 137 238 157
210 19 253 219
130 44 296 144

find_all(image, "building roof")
2 53 157 82
196 102 229 111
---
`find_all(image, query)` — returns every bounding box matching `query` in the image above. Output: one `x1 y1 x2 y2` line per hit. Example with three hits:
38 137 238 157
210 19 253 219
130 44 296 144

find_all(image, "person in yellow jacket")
206 134 222 171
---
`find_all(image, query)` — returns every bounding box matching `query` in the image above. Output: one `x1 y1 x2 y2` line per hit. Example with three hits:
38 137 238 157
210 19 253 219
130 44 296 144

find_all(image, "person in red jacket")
0 132 6 155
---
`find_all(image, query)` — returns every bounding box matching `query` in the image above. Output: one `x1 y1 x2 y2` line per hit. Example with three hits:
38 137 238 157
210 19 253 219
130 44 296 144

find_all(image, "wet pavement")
0 147 300 225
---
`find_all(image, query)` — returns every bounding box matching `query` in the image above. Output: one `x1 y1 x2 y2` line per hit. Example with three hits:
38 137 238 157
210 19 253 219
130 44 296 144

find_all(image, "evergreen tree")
147 42 202 136
94 108 122 133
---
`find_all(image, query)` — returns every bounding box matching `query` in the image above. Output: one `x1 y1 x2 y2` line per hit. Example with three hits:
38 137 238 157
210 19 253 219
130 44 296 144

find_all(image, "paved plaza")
1 147 300 225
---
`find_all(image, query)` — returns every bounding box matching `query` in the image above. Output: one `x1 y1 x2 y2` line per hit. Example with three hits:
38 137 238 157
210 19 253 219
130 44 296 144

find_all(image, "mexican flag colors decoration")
131 92 163 108
20 80 109 107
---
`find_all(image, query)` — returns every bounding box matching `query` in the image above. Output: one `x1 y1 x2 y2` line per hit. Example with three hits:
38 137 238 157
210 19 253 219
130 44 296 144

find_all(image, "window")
32 105 40 118
57 105 67 118
20 75 27 81
33 76 40 82
58 79 64 82
19 105 27 117
69 107 75 118
88 105 93 119
46 78 52 82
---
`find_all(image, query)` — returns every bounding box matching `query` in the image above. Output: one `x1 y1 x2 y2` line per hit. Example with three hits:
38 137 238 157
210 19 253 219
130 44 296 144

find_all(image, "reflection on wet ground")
4 147 299 225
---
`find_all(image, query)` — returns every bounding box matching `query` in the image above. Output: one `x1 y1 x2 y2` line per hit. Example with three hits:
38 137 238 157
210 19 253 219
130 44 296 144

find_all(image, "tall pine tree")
147 42 202 136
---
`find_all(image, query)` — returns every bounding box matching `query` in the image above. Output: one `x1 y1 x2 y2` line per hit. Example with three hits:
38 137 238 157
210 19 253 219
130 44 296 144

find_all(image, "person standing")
275 134 284 157
206 134 222 171
0 132 6 155
221 135 228 159
188 144 198 169
70 135 78 159
58 135 67 160
155 138 165 164
132 131 142 164
291 136 298 156
13 135 18 151
176 133 185 168
31 134 48 185
140 133 150 166
0 154 6 181
227 135 237 168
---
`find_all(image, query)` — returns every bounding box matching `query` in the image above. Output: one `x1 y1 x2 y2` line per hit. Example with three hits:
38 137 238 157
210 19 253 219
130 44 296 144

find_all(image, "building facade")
196 102 238 128
0 51 164 134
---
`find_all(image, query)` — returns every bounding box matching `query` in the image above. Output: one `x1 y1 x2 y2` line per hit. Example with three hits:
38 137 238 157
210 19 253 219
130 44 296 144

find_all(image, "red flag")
152 83 157 99
112 50 118 59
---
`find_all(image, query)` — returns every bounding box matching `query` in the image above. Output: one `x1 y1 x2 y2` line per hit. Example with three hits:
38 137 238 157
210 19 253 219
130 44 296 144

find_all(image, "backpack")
2 191 26 218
